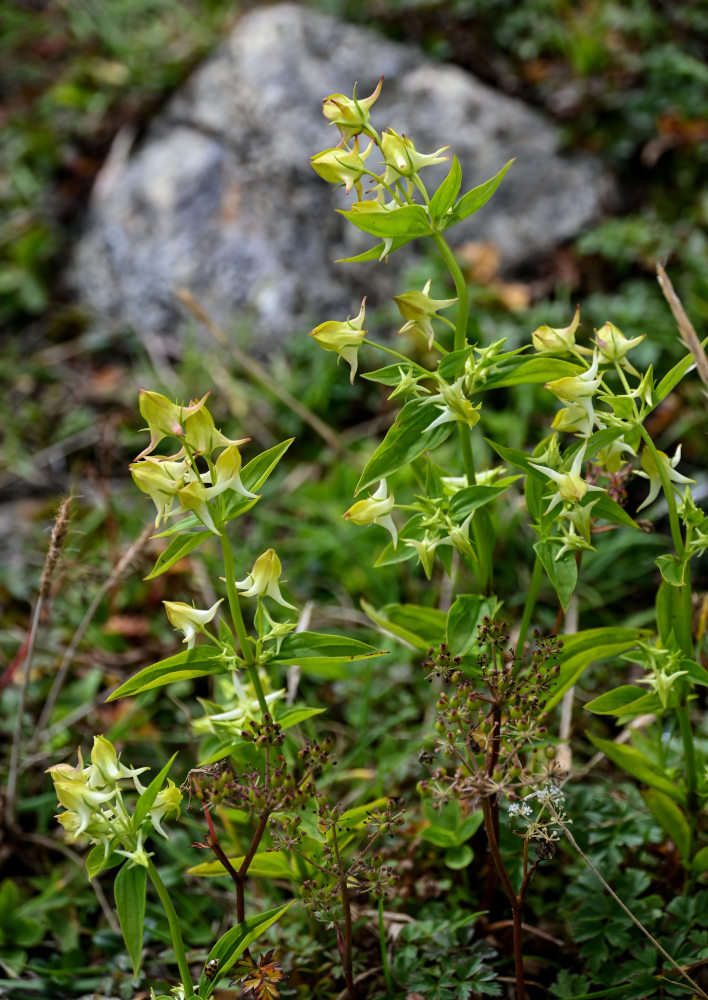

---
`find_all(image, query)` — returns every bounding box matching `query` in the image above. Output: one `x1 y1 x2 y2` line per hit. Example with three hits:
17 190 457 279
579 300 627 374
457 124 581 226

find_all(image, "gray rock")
71 2 615 351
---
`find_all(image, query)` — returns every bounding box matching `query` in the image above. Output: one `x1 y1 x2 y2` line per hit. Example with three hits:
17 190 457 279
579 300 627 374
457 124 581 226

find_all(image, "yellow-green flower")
531 306 580 354
163 599 223 648
322 77 383 143
343 480 397 547
393 280 457 350
235 549 295 609
309 299 367 383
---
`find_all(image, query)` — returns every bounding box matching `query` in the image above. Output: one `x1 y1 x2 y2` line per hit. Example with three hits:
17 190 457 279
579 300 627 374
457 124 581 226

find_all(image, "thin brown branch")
656 263 708 391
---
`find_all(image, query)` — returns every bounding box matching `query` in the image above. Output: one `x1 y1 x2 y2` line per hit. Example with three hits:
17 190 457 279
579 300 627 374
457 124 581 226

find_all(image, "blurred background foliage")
2 1 708 997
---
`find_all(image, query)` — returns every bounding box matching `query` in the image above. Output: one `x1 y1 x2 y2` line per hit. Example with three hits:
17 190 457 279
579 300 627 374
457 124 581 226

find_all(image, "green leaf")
268 632 386 676
144 531 211 580
361 362 429 386
446 594 500 657
587 735 686 803
534 540 577 613
641 789 690 861
429 154 462 222
437 346 475 381
337 234 415 263
590 494 639 530
189 851 295 879
273 705 326 729
585 686 662 717
114 863 146 980
655 342 708 404
681 657 708 687
656 580 682 646
357 398 452 494
444 844 474 869
360 599 447 650
447 159 514 226
545 627 650 711
691 845 708 877
106 648 229 701
338 798 389 829
448 482 516 520
656 553 688 586
338 202 431 238
198 902 293 997
134 753 177 828
480 356 581 390
374 513 426 568
86 844 122 880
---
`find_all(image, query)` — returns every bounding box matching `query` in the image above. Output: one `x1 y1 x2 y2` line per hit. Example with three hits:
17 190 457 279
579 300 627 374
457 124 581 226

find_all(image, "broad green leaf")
268 632 386 676
145 531 211 580
585 686 663 717
656 553 688 587
545 627 650 711
357 398 452 494
590 494 639 530
525 469 544 521
437 346 475 381
534 540 577 613
338 202 431 238
86 845 122 880
486 440 548 480
691 845 708 877
447 159 514 226
114 863 146 980
655 341 708 404
681 657 708 686
587 735 686 803
583 425 628 460
429 154 462 222
449 482 516 520
198 902 293 997
189 851 296 879
481 356 581 390
656 580 683 648
361 362 429 386
361 599 447 650
421 799 483 847
274 705 326 728
134 753 177 828
107 648 230 701
447 594 500 657
641 789 690 861
339 798 389 829
444 844 474 869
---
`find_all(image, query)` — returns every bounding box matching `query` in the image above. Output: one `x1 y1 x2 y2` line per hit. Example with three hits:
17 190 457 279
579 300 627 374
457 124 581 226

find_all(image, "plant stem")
220 534 269 716
378 897 394 996
517 554 543 651
146 859 195 999
431 232 469 352
551 807 708 1000
481 797 526 999
332 824 356 999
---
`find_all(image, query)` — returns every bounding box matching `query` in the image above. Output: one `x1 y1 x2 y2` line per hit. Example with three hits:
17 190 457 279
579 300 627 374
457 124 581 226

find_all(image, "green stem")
361 338 416 364
378 897 394 996
219 535 269 717
637 426 685 558
431 232 469 353
146 859 195 999
518 554 543 650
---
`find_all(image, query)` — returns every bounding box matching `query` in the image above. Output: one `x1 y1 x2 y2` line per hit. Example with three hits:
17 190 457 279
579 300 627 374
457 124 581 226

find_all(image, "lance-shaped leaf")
144 531 211 580
361 599 447 650
338 202 431 239
447 594 501 657
189 851 297 879
114 863 147 980
198 902 293 998
357 398 453 494
337 234 416 263
446 159 514 227
429 154 463 223
534 539 578 612
267 632 386 676
587 735 686 804
545 627 651 711
107 648 230 701
448 481 518 520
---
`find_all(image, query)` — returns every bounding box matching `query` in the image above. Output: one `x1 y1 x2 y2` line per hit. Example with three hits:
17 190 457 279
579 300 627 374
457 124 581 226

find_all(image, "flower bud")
322 77 383 143
235 549 296 609
136 390 210 459
531 306 580 354
163 599 223 649
309 298 367 382
381 129 449 184
343 479 397 547
310 137 374 199
594 322 644 369
393 280 457 350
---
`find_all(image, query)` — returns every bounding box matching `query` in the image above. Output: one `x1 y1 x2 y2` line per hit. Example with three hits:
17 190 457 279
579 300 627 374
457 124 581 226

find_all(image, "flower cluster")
47 736 181 871
130 390 254 533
